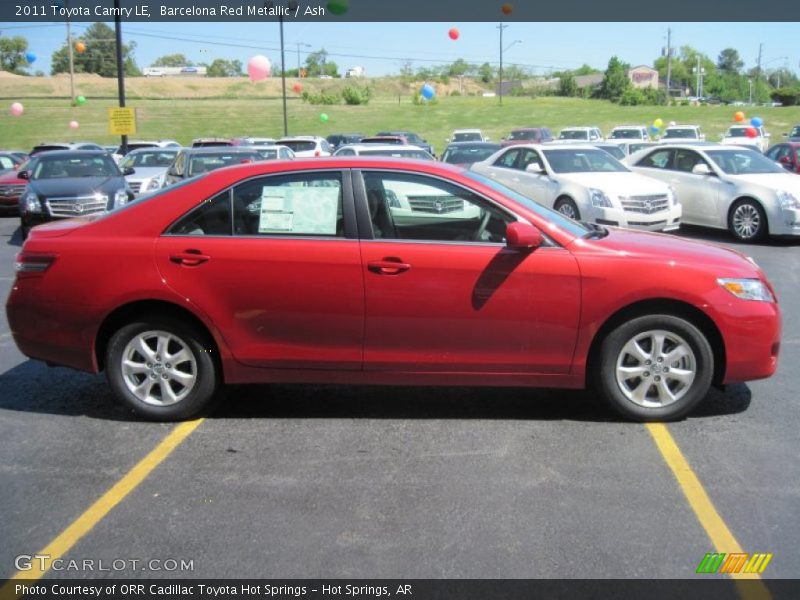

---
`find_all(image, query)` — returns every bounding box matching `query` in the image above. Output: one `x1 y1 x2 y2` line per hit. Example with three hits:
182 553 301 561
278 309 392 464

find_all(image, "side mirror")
506 222 543 250
123 166 135 176
692 163 712 176
17 170 29 180
525 163 544 174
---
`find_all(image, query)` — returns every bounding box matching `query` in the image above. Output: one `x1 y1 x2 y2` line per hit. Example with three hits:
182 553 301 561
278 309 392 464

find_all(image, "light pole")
497 23 507 105
295 42 311 72
748 79 753 105
266 0 298 137
113 0 127 155
763 56 788 88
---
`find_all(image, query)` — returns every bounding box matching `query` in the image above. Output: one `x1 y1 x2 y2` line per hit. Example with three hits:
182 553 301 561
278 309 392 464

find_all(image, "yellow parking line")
1 418 203 589
646 423 772 600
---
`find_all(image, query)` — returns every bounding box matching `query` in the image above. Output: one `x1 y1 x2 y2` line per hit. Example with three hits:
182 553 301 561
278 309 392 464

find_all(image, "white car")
119 147 180 195
720 125 770 153
607 126 651 142
447 129 488 143
472 144 681 232
333 144 434 160
276 136 332 158
250 145 296 160
625 144 800 241
112 140 181 163
554 127 603 142
659 125 705 144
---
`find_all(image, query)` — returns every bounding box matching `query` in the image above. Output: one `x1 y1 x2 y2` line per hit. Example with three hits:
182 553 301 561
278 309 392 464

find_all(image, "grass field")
3 76 800 151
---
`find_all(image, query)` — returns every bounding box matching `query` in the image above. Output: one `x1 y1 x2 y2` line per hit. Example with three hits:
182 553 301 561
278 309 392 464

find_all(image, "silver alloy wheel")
557 201 577 219
614 329 696 408
732 203 761 239
121 330 197 406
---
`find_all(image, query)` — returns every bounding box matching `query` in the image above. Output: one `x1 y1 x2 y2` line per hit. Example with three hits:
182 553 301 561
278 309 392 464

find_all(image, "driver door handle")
170 249 211 266
368 259 411 275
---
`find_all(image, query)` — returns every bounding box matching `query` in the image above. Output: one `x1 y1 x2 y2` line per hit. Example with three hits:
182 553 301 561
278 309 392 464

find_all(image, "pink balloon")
248 55 272 82
10 102 24 117
69 120 79 129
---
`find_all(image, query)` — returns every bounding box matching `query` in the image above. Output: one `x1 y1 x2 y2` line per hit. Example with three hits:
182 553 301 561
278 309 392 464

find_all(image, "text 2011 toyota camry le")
7 158 781 421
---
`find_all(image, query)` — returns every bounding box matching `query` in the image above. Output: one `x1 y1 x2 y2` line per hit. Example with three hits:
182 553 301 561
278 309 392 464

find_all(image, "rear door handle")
170 249 210 266
368 259 411 275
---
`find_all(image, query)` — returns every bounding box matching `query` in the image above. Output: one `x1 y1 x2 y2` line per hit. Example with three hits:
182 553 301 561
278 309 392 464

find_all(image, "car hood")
126 167 167 181
571 227 761 276
29 176 126 197
726 172 800 192
557 171 669 195
0 171 25 185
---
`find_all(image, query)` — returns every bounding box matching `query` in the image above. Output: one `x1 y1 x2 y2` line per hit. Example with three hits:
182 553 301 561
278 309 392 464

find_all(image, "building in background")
143 66 208 77
345 66 366 78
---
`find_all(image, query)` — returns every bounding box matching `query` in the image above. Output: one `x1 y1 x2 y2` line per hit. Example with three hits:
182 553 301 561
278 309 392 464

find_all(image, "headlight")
145 177 162 191
589 188 612 208
718 278 775 302
776 189 800 210
22 192 41 213
113 189 128 208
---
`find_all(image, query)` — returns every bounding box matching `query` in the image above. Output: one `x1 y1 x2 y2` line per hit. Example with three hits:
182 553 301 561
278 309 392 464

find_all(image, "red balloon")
293 82 302 93
745 126 758 138
448 28 459 40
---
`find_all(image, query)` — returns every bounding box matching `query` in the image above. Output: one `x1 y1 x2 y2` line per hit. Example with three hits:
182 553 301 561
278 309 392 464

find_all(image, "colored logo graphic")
696 553 773 574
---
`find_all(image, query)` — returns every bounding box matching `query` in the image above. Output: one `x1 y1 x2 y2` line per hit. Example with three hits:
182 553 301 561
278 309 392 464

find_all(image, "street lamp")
265 0 298 137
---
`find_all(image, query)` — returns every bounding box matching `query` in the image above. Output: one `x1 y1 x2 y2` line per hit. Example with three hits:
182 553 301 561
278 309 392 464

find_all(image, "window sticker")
258 184 339 235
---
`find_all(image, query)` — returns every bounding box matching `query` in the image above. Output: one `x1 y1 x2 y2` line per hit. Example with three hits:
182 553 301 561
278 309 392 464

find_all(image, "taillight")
15 252 56 276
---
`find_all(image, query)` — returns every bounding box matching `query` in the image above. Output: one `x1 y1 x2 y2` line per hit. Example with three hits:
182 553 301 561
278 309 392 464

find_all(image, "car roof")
445 141 499 148
452 128 482 133
277 136 323 141
127 146 181 153
31 149 113 157
183 146 261 155
611 125 647 129
340 144 427 152
560 126 596 130
664 125 701 129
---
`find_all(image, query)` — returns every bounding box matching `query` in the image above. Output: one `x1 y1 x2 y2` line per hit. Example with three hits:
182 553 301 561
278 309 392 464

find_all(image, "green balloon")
327 0 348 15
75 96 86 106
320 113 329 123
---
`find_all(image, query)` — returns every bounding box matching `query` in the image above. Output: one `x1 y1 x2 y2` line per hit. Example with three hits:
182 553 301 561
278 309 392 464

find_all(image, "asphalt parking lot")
0 215 798 582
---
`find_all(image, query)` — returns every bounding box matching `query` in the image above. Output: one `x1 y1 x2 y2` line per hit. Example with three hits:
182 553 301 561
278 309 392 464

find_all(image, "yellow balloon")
653 118 664 129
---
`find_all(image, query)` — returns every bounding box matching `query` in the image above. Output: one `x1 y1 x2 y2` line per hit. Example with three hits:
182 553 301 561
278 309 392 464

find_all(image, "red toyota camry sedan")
7 158 781 421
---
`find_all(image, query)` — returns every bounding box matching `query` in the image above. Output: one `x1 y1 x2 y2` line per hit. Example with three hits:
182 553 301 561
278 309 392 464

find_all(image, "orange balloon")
734 111 745 122
75 41 86 54
501 3 513 14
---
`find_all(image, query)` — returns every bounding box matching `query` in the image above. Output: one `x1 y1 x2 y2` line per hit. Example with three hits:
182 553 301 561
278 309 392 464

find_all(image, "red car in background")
500 127 555 147
7 158 780 422
766 142 800 174
0 165 28 214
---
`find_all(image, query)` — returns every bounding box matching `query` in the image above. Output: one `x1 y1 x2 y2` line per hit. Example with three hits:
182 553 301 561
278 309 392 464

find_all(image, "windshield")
465 171 589 237
663 128 698 139
452 132 482 142
280 141 316 152
188 153 258 176
256 149 279 159
509 130 536 140
120 150 177 169
725 127 750 138
441 146 499 164
559 130 589 140
595 145 626 160
609 129 642 139
705 149 785 175
543 148 629 173
629 143 655 154
360 149 432 159
791 127 800 137
32 155 120 179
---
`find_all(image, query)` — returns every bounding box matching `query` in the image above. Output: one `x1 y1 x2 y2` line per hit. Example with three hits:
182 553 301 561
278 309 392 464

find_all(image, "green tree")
717 48 744 74
0 36 30 75
478 62 494 84
599 56 630 101
573 64 601 76
558 71 577 97
152 53 193 67
206 59 243 77
448 58 472 78
305 49 339 78
51 23 139 77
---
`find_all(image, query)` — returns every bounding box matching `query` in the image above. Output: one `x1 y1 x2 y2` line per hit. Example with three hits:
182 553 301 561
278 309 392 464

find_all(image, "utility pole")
295 42 310 72
665 27 672 105
696 55 700 97
497 23 508 106
113 0 127 155
755 42 763 102
65 0 76 104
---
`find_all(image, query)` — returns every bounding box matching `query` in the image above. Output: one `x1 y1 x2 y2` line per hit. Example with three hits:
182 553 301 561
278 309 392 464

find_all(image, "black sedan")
18 150 134 240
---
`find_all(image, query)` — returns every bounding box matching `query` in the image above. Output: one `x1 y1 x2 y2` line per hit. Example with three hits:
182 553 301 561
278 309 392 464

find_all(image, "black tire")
728 198 767 242
593 314 714 422
554 197 580 221
20 224 29 241
105 316 219 421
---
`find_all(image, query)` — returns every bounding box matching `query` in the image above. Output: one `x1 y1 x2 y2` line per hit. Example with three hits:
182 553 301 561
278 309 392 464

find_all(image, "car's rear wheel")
728 198 767 242
594 315 713 421
106 317 219 421
554 197 580 221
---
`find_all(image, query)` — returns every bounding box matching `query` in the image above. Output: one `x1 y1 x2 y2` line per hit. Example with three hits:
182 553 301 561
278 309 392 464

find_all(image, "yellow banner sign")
107 107 136 135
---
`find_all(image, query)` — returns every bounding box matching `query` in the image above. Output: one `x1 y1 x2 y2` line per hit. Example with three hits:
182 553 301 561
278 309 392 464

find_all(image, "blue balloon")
649 125 660 134
421 84 435 100
750 116 763 127
25 52 36 64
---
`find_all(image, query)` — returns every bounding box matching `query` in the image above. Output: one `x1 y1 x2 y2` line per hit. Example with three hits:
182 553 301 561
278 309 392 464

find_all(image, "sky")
1 21 798 77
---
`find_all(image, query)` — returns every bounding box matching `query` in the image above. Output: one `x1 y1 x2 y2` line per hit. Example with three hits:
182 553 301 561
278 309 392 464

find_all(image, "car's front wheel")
106 317 219 421
729 198 767 242
595 315 714 421
554 197 580 220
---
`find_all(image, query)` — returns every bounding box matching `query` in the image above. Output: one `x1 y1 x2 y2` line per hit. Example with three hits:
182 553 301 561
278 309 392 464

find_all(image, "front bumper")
589 204 682 232
769 207 800 236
